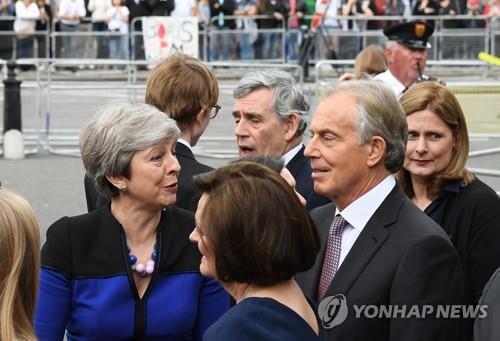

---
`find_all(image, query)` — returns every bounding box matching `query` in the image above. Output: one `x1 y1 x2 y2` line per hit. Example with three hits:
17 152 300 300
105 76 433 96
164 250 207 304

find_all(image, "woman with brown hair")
190 161 321 340
398 81 500 340
339 44 387 81
0 187 40 341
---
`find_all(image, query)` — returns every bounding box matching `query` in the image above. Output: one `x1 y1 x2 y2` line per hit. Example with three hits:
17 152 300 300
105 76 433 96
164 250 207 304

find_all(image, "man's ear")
384 47 394 64
284 114 300 142
366 136 387 167
195 108 208 125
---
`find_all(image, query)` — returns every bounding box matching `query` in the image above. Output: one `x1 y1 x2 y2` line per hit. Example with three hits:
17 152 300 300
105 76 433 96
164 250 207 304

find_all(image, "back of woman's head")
0 189 40 341
194 162 320 286
355 45 387 79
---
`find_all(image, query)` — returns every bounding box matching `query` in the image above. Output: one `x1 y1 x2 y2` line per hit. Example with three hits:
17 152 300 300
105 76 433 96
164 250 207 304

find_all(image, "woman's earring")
119 185 128 192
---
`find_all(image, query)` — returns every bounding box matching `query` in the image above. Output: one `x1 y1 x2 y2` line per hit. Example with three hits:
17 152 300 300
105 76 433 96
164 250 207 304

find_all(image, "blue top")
204 297 320 340
35 205 230 340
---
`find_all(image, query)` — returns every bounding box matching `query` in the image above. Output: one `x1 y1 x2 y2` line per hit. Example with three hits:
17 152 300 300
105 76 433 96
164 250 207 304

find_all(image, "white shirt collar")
336 175 396 232
176 138 192 151
282 143 303 166
374 70 407 100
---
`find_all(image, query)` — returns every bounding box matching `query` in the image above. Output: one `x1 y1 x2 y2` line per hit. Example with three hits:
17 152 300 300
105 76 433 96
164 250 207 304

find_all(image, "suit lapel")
328 218 389 295
298 204 335 298
285 145 305 177
326 185 404 296
175 142 195 161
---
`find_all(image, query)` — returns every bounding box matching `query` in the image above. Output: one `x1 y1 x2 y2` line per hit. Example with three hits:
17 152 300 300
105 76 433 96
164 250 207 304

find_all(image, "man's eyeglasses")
209 104 221 119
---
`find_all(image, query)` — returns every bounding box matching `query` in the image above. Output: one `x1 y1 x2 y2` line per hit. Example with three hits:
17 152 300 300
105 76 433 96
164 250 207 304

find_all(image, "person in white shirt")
57 0 86 58
88 0 112 58
14 0 40 58
105 0 129 62
171 0 196 17
313 0 342 59
374 20 434 99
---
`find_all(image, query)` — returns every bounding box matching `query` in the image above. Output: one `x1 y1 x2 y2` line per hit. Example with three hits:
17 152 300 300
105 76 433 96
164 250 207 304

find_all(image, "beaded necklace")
127 244 158 277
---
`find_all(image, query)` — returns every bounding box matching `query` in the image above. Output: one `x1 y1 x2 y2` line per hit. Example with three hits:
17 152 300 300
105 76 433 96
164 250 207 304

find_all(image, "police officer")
375 21 434 99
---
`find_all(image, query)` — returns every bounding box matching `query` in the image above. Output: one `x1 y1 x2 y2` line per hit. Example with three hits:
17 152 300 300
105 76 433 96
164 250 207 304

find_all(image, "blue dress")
203 297 320 340
35 205 230 340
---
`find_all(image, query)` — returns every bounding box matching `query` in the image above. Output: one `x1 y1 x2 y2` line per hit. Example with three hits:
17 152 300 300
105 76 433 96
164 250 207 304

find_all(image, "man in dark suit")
296 79 464 340
232 70 329 210
84 53 218 212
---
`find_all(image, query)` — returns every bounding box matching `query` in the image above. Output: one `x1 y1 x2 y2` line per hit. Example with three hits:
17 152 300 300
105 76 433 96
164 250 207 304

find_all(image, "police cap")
383 21 434 50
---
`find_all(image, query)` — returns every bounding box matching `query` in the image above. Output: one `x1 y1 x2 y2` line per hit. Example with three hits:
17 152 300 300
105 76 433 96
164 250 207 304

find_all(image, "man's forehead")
232 106 277 120
397 42 427 53
313 95 357 123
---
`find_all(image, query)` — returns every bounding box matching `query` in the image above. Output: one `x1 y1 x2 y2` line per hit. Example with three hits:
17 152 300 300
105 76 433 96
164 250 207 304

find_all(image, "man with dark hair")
296 79 463 340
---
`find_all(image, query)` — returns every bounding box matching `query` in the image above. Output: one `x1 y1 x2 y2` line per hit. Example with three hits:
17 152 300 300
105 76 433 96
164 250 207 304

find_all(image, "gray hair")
232 155 285 173
385 40 397 49
80 103 180 198
233 70 309 137
327 79 407 173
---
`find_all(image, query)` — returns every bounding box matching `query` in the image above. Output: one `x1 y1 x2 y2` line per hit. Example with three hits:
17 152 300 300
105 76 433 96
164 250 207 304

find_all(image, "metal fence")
0 59 303 156
0 15 499 63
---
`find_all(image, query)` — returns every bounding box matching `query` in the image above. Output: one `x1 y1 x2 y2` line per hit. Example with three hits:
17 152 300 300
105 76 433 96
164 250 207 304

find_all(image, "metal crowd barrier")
1 56 499 185
7 58 301 156
1 14 499 64
0 16 50 60
301 14 495 63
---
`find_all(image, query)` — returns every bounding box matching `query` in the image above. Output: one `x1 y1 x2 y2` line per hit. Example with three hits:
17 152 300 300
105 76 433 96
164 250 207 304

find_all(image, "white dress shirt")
336 175 396 268
374 70 407 100
88 0 112 22
281 143 303 167
14 1 40 34
58 0 86 25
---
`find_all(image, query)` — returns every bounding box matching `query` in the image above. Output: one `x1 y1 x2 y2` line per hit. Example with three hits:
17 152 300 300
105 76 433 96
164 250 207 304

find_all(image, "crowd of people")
1 18 500 340
0 0 498 62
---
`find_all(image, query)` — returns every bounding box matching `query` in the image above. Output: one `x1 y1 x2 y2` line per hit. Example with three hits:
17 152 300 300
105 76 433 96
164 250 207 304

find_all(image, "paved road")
1 68 500 244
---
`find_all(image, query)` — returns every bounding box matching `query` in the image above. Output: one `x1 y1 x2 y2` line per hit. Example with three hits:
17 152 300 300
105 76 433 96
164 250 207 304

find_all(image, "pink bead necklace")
127 244 158 277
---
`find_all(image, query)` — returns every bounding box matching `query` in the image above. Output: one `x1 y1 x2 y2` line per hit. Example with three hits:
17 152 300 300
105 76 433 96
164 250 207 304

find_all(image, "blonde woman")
339 44 387 81
0 187 40 341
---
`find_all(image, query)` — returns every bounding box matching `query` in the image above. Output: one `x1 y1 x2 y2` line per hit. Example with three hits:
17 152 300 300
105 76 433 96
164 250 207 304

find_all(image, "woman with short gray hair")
35 103 229 340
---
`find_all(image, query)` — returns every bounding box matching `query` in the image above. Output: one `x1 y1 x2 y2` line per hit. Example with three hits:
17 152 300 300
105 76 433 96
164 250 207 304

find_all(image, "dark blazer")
35 205 230 340
431 179 500 304
204 297 320 340
174 142 213 211
83 142 213 212
429 179 500 341
84 174 108 212
296 184 464 341
286 145 330 211
474 266 500 341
